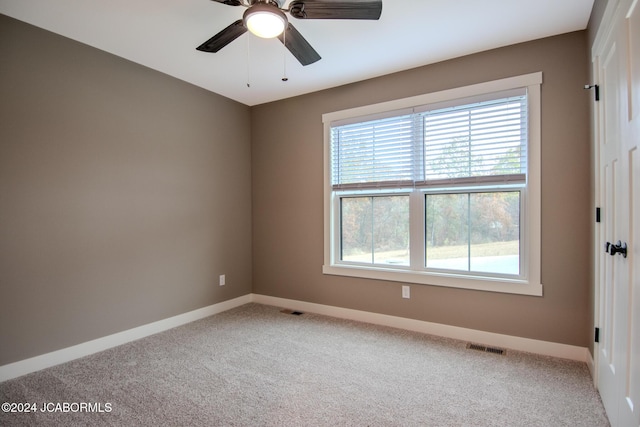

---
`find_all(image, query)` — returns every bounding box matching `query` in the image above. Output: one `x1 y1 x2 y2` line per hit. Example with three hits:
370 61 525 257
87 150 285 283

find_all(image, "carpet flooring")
0 303 609 426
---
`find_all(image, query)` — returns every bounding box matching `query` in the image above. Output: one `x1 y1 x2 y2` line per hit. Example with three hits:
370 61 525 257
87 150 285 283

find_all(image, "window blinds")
331 92 528 190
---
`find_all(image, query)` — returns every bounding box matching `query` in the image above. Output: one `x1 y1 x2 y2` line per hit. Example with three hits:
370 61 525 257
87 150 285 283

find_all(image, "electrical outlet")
402 285 410 299
219 274 226 286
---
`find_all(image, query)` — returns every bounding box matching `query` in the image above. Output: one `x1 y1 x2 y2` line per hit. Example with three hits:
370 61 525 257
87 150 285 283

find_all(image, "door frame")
590 0 622 389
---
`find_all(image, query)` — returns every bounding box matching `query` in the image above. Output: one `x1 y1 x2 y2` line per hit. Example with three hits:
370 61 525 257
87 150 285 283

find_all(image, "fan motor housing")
248 0 283 7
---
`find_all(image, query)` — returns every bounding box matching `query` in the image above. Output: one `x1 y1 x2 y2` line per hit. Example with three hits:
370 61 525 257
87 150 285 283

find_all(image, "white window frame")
322 73 543 296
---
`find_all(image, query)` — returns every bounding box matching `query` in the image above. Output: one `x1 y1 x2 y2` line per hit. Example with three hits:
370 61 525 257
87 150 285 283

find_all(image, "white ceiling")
1 0 595 106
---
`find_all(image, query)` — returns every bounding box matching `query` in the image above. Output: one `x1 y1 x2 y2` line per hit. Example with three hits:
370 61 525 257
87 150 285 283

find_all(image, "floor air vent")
467 343 505 355
280 309 304 316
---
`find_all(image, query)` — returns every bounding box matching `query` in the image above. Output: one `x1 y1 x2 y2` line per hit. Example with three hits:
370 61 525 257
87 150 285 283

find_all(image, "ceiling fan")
196 0 383 66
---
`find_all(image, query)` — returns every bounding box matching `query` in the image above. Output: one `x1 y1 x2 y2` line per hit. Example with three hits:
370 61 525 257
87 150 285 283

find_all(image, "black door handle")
606 241 627 258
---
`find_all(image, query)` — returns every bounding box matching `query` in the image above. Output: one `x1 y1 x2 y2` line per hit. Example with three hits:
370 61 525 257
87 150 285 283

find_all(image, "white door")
595 1 640 426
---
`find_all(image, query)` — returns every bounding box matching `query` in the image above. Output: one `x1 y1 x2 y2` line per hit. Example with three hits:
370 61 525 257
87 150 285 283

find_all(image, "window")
323 73 542 296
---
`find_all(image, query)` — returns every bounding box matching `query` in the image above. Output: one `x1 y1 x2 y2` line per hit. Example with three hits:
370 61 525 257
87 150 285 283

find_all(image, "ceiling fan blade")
288 0 382 20
277 23 321 66
196 20 247 53
210 0 243 5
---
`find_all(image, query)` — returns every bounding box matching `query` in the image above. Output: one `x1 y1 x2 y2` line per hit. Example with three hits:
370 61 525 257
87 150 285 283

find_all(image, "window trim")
323 73 543 296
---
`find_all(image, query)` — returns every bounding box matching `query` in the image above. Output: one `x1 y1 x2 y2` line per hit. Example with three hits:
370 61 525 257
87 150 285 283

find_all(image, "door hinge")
584 84 600 101
596 207 601 223
595 327 600 343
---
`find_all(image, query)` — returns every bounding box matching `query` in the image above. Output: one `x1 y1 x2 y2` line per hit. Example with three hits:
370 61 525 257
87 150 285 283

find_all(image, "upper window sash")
329 89 528 191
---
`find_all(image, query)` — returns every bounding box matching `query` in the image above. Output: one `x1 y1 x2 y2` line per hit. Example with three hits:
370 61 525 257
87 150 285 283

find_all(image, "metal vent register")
466 343 506 355
280 309 304 316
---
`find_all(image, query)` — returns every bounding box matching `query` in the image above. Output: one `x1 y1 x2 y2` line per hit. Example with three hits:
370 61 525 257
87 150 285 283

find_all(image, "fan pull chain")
282 27 288 82
246 33 251 88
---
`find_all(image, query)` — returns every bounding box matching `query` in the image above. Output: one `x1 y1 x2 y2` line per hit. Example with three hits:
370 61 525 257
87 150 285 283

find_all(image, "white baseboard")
586 348 595 377
251 294 590 363
0 294 251 382
1 292 590 383
587 345 598 386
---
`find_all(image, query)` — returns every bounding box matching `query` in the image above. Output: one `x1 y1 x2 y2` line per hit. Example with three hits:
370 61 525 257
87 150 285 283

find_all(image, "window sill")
322 264 543 296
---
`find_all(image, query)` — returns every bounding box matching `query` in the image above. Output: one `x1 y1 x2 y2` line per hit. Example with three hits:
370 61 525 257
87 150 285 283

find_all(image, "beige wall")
0 15 253 365
588 0 609 47
252 31 592 347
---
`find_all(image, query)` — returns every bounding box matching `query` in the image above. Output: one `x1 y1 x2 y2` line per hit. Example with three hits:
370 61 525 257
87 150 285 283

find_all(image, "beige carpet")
1 303 609 426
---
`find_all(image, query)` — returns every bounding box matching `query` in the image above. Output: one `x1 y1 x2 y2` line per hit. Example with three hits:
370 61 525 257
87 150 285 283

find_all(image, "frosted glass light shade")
244 6 287 39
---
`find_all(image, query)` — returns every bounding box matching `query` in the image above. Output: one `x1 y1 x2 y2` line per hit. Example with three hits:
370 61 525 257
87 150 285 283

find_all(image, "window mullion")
370 196 375 264
409 190 424 270
467 193 471 272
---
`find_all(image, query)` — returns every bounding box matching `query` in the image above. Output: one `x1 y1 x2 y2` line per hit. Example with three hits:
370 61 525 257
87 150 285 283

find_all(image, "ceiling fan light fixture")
243 4 287 39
